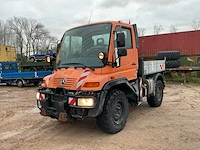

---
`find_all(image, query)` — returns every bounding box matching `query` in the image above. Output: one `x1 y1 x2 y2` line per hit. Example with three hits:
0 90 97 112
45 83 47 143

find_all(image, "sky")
0 0 200 40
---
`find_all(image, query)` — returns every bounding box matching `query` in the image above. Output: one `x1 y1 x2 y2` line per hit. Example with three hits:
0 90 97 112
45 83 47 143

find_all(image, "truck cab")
0 62 18 74
37 21 165 134
0 61 52 87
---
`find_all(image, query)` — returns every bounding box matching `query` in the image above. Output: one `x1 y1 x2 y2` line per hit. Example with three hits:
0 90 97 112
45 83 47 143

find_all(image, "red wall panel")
138 30 200 57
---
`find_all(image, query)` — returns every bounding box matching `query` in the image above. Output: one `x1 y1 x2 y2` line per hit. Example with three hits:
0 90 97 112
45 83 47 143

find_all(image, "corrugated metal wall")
139 30 200 58
0 45 16 62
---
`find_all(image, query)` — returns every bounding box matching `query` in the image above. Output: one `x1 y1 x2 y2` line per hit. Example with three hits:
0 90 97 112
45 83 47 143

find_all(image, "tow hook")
58 112 67 122
40 108 47 116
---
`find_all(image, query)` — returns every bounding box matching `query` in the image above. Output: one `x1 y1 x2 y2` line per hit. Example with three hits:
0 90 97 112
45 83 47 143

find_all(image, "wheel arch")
88 78 137 117
16 79 25 87
103 78 138 101
147 73 165 96
30 56 35 59
153 73 165 87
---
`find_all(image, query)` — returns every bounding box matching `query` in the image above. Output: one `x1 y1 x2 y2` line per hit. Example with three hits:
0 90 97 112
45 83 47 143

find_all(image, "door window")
115 26 132 49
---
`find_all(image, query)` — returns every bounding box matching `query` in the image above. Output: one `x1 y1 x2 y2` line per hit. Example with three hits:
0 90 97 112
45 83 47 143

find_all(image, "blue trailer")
0 62 52 87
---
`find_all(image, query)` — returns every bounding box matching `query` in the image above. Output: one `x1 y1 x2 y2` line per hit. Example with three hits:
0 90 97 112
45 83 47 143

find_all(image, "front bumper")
37 87 106 120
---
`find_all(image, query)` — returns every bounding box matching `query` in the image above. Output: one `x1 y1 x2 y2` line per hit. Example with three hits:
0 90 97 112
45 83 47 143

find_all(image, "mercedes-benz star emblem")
61 78 67 85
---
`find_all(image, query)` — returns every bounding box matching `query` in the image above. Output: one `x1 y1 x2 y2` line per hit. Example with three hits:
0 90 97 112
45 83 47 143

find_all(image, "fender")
153 73 164 85
152 73 165 96
88 77 137 117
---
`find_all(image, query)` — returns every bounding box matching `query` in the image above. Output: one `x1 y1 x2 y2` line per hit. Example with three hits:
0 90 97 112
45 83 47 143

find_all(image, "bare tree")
27 21 48 54
192 20 200 30
44 35 57 49
7 16 58 59
0 20 4 45
28 21 57 54
0 20 17 46
138 28 146 36
0 20 9 45
4 24 16 46
32 27 50 53
7 17 25 64
170 25 178 33
154 25 163 35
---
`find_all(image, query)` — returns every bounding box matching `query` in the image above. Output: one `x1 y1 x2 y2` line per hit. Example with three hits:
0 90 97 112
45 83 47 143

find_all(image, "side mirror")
53 53 57 58
116 32 125 47
118 48 127 57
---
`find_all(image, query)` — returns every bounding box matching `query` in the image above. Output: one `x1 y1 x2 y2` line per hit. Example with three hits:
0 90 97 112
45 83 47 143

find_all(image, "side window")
3 65 10 70
115 26 132 49
10 64 16 69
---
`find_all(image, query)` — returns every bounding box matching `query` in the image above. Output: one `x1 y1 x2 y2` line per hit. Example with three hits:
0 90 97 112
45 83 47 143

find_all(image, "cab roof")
67 20 132 31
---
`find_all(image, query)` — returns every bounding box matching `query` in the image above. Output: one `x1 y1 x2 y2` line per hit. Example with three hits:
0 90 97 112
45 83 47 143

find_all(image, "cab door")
113 25 138 80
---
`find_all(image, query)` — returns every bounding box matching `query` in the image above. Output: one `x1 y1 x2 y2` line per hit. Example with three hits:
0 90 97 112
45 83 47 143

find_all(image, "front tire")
96 89 129 134
147 80 164 107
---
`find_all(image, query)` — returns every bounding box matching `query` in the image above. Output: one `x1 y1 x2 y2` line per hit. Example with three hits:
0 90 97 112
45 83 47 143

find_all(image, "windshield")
57 23 111 68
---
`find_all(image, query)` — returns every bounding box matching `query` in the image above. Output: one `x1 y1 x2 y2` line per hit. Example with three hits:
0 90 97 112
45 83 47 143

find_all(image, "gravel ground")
0 83 200 150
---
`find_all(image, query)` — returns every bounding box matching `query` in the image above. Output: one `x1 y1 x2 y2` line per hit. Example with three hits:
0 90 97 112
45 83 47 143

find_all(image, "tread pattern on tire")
96 89 129 134
156 51 180 60
165 60 180 68
147 80 163 107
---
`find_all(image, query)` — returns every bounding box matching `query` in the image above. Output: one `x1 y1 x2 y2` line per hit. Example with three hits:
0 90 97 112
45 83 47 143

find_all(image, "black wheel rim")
113 100 123 125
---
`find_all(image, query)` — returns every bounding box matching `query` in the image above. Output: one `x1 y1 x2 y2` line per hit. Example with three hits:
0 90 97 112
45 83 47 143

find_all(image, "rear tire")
96 89 129 134
17 80 24 88
147 80 164 107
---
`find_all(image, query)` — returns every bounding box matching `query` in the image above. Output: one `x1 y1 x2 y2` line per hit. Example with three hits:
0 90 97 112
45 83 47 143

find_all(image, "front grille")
53 78 77 88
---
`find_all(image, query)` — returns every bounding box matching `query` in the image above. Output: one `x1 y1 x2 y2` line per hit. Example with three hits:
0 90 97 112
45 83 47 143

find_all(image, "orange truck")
36 21 166 134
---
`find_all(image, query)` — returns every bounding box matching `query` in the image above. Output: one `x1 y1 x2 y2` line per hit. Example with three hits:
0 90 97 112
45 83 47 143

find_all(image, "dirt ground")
0 83 200 150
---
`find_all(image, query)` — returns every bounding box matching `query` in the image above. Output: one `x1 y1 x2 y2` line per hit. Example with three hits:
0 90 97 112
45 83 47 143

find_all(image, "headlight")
98 52 105 60
36 92 45 100
77 97 96 108
46 56 51 63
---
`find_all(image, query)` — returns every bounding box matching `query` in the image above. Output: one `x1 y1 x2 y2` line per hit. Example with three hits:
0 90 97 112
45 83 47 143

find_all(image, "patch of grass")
164 76 200 84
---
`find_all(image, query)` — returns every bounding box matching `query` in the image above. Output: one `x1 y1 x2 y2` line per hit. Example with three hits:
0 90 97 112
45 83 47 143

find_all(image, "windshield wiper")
60 63 94 71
